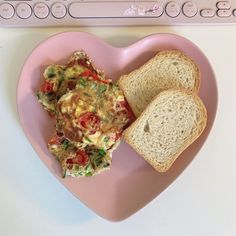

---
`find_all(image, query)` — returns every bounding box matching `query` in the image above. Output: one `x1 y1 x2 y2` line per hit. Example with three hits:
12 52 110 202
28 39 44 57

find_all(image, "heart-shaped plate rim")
17 31 218 221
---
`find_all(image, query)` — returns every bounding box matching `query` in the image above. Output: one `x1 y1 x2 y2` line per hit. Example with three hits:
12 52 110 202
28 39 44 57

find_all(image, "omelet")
48 133 112 177
37 51 134 177
56 79 131 148
36 51 109 116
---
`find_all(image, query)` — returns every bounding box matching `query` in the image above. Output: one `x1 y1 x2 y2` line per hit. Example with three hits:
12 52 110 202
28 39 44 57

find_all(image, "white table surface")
0 25 236 236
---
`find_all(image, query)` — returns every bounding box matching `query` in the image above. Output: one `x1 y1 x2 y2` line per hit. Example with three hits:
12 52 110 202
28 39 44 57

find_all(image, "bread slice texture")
123 89 207 172
118 50 200 117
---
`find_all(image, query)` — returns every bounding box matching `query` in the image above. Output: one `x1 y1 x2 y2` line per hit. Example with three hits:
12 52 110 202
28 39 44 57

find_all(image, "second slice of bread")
118 50 200 117
123 89 207 172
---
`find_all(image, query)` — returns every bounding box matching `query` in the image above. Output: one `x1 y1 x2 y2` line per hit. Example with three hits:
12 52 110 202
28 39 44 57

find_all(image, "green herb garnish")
98 84 107 94
36 92 41 100
112 84 119 91
46 67 56 78
83 92 91 97
91 83 97 89
85 172 93 176
84 136 92 143
94 156 103 167
60 74 65 81
62 139 69 150
78 78 88 88
85 164 91 171
103 136 110 142
74 164 80 172
68 76 76 80
58 70 65 81
85 164 93 176
62 170 67 178
98 148 106 157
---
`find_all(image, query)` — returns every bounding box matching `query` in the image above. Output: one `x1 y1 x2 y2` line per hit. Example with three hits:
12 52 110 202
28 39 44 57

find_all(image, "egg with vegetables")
37 51 134 177
48 133 112 177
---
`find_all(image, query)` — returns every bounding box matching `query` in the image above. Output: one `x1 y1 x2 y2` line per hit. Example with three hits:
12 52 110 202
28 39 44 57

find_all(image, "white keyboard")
1 0 236 27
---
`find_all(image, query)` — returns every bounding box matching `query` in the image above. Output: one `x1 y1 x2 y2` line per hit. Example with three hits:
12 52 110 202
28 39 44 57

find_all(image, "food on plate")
37 51 109 117
118 50 200 117
37 51 134 177
36 48 206 176
48 133 112 177
123 89 207 173
56 84 133 147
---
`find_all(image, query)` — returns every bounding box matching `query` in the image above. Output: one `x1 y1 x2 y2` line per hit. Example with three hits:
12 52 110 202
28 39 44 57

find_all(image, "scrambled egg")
37 51 133 177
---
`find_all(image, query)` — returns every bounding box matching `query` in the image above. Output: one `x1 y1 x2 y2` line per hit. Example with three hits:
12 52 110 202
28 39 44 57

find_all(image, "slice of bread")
123 89 207 172
118 50 200 117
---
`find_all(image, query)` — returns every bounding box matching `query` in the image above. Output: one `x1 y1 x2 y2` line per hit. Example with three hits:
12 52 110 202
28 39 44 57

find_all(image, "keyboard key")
16 3 32 19
200 9 215 17
217 9 231 17
182 1 198 17
51 3 67 19
216 1 231 10
34 3 49 19
233 9 236 16
165 1 181 17
0 3 14 19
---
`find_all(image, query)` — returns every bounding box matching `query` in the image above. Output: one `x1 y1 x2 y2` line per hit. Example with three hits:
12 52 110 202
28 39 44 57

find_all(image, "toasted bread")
118 50 200 117
123 89 207 172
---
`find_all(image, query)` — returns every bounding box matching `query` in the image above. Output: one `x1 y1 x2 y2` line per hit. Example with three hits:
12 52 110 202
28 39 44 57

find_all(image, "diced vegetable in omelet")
37 51 134 178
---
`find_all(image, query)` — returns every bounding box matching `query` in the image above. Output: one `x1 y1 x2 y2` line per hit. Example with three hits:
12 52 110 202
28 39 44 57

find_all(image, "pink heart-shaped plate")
17 32 217 221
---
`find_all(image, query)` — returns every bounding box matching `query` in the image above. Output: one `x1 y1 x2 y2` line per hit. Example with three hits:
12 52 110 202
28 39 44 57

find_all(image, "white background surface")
0 26 236 236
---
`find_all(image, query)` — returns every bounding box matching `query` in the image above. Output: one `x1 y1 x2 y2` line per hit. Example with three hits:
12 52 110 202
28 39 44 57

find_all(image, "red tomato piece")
80 70 110 84
115 132 122 141
64 127 83 142
80 70 92 77
41 80 54 93
48 134 61 145
116 101 135 121
78 112 100 133
66 149 89 167
68 58 88 68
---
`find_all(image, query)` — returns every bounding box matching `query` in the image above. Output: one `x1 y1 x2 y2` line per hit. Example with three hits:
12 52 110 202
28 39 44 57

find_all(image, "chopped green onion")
78 78 88 87
84 136 92 143
62 170 67 178
85 164 91 171
98 148 106 157
46 67 56 78
112 84 119 91
36 92 41 100
62 140 69 150
83 92 91 97
85 164 93 176
91 83 97 89
103 136 110 142
60 75 65 81
74 164 80 172
94 156 103 166
98 84 107 94
85 172 93 176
